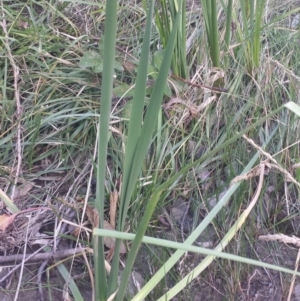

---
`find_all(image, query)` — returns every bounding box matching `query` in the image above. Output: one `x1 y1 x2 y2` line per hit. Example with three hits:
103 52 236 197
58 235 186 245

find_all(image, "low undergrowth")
1 0 300 301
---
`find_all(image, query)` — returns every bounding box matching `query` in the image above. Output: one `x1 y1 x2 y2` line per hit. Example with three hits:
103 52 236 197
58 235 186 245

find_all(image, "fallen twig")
0 247 88 264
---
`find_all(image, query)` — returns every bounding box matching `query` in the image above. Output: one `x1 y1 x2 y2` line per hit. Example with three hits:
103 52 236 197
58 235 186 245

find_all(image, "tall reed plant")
201 0 221 68
155 0 187 78
235 0 267 73
201 0 265 74
94 0 183 300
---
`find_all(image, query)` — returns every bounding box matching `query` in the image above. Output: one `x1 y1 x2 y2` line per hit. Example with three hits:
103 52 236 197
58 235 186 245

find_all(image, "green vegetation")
1 0 300 301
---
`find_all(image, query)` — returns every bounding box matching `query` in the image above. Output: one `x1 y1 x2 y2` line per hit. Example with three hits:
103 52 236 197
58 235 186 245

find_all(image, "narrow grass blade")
93 229 300 278
0 188 19 213
284 102 300 117
56 263 84 301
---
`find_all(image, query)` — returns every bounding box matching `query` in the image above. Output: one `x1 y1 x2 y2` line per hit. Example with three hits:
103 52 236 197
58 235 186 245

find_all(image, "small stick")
0 247 87 265
37 260 49 301
180 200 190 242
170 73 228 93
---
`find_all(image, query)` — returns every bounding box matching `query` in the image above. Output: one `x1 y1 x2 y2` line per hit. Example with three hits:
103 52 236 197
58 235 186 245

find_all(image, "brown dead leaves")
84 191 126 254
0 214 16 232
163 96 216 126
13 183 34 200
0 207 50 232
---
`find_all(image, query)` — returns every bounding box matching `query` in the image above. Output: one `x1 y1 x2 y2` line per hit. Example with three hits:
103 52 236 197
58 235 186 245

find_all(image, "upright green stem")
107 0 156 296
223 0 233 69
253 0 266 67
94 1 118 300
201 0 220 68
210 0 220 67
114 2 183 300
